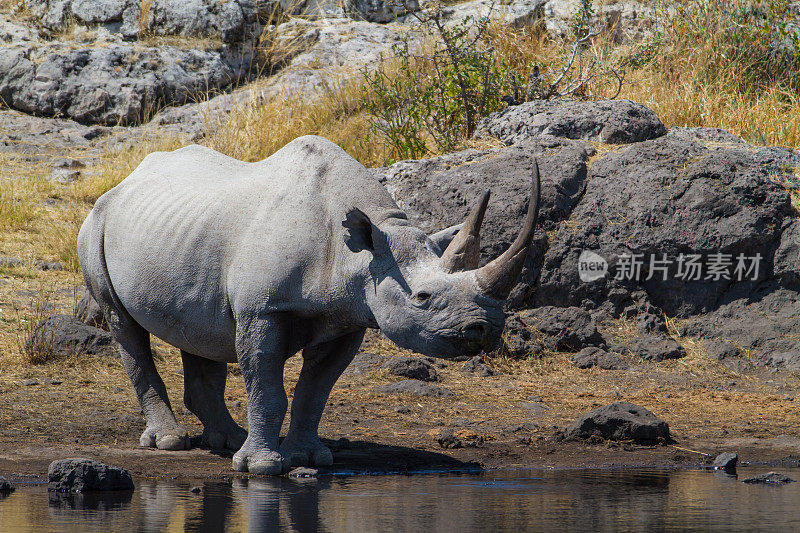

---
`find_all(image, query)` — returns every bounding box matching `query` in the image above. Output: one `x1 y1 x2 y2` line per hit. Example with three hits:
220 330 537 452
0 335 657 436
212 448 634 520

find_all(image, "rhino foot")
232 448 288 475
140 426 190 450
202 425 247 450
280 437 334 467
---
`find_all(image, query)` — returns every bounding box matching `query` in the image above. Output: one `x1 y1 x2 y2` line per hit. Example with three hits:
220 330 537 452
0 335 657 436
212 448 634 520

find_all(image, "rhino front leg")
280 330 364 468
181 351 247 450
231 316 292 475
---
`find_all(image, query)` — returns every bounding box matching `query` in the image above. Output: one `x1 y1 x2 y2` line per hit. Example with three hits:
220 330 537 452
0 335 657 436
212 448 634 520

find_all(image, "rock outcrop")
23 0 266 43
383 101 800 367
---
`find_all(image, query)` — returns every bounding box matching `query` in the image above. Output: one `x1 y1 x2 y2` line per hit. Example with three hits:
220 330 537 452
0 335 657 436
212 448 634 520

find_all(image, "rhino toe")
203 426 247 450
232 449 288 475
280 438 333 467
140 426 189 450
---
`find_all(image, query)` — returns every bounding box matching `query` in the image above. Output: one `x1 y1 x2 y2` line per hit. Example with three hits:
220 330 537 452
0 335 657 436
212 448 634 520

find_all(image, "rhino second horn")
475 158 541 299
439 190 491 273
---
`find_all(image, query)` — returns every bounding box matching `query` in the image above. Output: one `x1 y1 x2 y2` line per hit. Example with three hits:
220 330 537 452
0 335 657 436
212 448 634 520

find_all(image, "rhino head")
344 160 541 358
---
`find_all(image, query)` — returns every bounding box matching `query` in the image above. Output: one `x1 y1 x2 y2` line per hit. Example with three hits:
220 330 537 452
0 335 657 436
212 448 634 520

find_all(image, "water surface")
1 467 798 532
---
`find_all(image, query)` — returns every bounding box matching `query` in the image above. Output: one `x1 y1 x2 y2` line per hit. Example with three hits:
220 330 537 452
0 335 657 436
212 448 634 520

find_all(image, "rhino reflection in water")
77 135 540 474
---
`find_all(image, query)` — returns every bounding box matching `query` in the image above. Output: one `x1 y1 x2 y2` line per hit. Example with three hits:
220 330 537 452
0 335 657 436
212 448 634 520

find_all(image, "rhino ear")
428 223 463 256
342 208 387 255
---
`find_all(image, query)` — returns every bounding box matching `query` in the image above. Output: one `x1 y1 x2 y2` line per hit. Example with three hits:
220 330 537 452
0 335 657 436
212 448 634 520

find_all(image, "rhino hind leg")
114 320 190 451
181 351 247 450
280 330 364 468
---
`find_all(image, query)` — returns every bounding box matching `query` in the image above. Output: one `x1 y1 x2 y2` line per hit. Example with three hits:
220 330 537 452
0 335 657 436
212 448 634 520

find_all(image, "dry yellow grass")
203 81 384 166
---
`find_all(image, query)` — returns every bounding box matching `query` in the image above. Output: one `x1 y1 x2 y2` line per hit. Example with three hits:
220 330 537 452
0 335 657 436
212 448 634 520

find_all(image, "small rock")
374 380 454 397
48 458 135 492
708 340 740 360
461 356 498 376
712 452 738 471
573 347 629 370
478 365 498 377
381 356 439 382
394 405 410 413
461 355 484 372
528 395 543 402
23 378 39 386
429 428 462 449
343 352 386 376
597 352 629 371
26 315 115 358
49 169 80 183
521 402 549 415
0 256 22 268
529 306 606 352
742 472 796 484
565 402 670 444
288 467 319 478
0 476 14 495
628 336 686 361
572 346 605 369
45 378 63 385
35 261 63 271
189 486 202 493
51 157 84 170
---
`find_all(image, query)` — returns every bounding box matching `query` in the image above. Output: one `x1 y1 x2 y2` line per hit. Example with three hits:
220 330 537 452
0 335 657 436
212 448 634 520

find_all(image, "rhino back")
91 136 397 359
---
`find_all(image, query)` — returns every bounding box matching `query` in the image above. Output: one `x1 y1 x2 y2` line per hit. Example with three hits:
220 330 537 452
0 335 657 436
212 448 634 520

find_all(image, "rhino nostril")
462 322 487 340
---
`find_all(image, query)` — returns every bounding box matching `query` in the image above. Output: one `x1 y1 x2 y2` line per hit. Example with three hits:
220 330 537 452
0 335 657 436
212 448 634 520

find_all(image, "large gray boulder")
48 458 134 492
23 0 264 43
475 99 667 145
0 44 249 125
536 131 799 317
565 402 670 443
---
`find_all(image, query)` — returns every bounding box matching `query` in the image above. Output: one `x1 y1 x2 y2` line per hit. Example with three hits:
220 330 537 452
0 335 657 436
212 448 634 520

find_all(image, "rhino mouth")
435 322 501 356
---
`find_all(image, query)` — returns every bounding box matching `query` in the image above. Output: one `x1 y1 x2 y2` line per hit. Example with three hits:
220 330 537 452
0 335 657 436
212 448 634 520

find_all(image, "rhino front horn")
475 158 541 299
439 190 491 273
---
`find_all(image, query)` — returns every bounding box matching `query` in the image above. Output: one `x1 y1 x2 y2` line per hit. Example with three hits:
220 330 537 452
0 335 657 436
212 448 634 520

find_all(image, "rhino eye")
414 291 432 303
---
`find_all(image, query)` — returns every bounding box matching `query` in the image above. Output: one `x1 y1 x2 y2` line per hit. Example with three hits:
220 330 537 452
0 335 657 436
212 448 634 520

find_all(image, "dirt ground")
2 318 799 482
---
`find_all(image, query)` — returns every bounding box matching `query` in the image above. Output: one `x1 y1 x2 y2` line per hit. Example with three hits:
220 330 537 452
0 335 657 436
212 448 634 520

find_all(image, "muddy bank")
2 436 800 483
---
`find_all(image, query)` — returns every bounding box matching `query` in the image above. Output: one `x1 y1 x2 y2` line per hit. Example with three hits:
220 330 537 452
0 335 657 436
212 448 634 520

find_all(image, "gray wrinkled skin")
77 136 516 475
